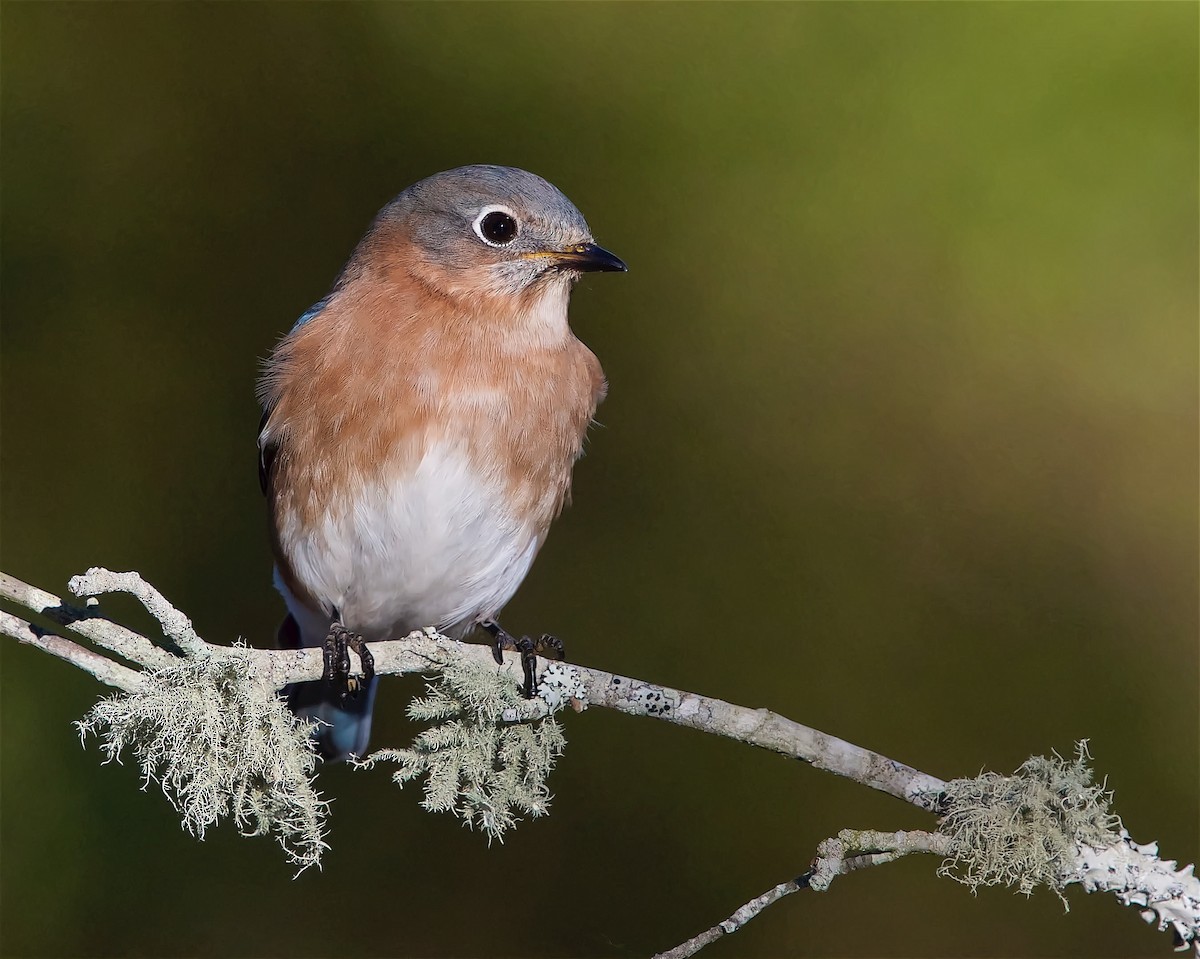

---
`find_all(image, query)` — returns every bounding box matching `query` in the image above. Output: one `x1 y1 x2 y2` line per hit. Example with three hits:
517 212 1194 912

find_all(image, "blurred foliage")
1 3 1196 957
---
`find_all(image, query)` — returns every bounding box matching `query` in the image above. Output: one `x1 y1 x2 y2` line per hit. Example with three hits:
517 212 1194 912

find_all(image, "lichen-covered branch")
2 567 1197 955
653 750 1200 957
2 567 946 810
1073 832 1200 950
809 828 953 892
659 796 1200 958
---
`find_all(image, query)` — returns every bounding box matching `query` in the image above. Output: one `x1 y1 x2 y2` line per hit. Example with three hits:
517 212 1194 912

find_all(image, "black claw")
479 620 563 699
481 619 506 665
323 633 337 683
346 632 375 688
322 623 371 704
520 647 537 699
536 633 565 661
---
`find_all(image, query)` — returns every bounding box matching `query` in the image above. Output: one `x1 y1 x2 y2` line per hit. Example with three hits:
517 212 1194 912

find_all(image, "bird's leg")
322 622 372 702
480 620 565 698
322 625 349 689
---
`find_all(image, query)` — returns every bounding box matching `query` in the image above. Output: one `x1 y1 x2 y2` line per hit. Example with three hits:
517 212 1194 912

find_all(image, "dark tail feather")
277 613 378 762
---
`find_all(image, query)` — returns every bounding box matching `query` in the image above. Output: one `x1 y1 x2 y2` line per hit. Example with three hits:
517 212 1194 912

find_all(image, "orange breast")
260 254 606 598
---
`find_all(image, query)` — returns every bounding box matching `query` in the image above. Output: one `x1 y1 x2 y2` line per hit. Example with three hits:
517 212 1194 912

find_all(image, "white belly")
277 443 541 643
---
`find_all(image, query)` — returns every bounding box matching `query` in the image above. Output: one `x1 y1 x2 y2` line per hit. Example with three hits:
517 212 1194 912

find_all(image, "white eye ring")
472 204 521 247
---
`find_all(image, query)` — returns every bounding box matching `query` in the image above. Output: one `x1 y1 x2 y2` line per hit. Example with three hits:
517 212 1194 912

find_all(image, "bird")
257 165 626 761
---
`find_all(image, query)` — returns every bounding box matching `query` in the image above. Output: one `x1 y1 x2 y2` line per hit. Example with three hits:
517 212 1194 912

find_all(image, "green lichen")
77 651 327 872
937 742 1121 906
357 652 566 841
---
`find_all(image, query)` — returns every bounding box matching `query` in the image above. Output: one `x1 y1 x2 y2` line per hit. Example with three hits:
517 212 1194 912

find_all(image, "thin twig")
0 609 143 690
654 830 952 959
653 875 809 959
0 571 176 669
69 567 207 656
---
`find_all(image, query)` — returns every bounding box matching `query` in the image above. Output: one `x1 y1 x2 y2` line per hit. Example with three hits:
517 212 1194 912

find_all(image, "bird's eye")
475 208 519 246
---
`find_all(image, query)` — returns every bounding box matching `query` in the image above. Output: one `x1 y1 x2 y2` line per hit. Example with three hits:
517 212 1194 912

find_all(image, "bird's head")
372 165 626 300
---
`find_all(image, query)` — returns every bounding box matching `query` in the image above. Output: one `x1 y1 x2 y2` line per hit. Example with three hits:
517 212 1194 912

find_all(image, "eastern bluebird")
258 165 625 761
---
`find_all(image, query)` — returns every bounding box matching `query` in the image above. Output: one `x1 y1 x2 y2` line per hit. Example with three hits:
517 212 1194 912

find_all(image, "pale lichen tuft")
76 651 328 872
937 742 1121 906
356 652 566 842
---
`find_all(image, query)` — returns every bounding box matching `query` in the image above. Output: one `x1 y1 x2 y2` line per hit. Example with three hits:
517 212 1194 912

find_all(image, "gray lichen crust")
937 742 1121 904
356 652 566 841
76 651 328 872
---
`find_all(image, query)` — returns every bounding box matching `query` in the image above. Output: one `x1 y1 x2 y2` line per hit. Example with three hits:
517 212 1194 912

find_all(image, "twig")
654 830 951 959
69 567 207 657
809 829 953 891
1072 832 1200 951
0 608 144 691
0 571 176 669
652 875 808 959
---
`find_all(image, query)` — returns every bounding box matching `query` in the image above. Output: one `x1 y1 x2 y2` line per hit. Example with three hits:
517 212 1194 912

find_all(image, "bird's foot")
322 623 375 704
481 620 565 698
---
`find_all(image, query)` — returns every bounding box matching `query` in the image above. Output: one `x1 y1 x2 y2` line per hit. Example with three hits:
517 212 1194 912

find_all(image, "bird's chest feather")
282 440 544 636
264 292 604 635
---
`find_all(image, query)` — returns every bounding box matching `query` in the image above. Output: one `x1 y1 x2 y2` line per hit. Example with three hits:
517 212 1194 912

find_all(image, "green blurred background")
2 3 1196 957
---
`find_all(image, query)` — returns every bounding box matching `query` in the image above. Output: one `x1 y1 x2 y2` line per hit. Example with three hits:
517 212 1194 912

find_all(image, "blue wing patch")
291 294 331 333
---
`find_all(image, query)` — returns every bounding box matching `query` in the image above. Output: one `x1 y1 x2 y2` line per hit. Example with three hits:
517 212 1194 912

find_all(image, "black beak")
557 242 628 273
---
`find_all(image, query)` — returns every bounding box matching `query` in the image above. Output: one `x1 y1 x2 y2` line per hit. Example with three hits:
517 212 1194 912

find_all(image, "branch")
2 567 946 811
3 567 1196 955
